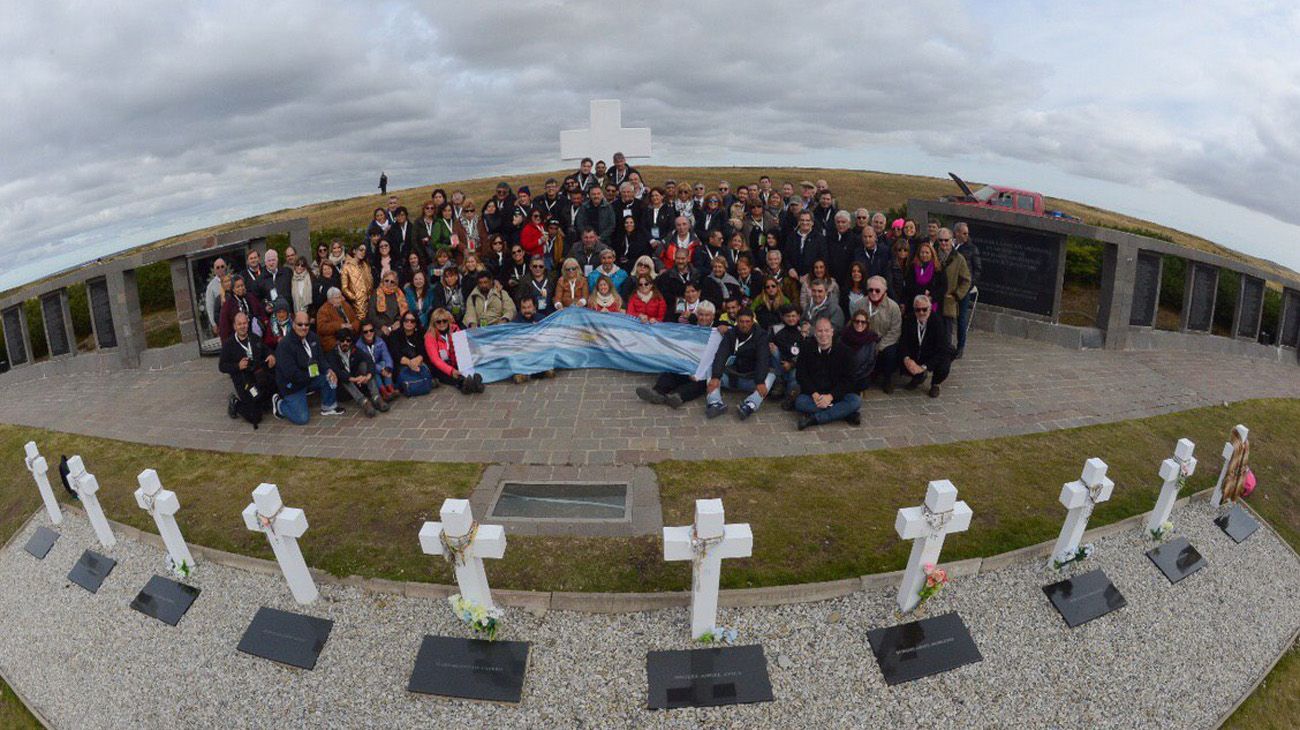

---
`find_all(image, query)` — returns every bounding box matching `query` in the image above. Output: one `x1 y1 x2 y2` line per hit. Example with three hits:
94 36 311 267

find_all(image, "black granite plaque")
647 645 774 709
87 278 117 349
1215 504 1260 544
41 293 70 357
965 222 1062 317
1237 276 1264 339
1186 264 1217 332
1145 537 1206 584
867 611 983 686
1042 568 1126 628
407 635 531 704
130 576 201 626
23 527 59 559
237 607 333 670
3 307 27 366
1282 290 1300 348
1129 251 1162 326
67 550 116 593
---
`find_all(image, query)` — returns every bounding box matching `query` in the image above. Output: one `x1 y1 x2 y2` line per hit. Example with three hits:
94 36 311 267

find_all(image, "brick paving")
1 333 1297 465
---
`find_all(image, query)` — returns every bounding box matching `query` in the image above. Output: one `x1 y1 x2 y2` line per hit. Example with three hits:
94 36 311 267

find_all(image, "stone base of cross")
419 499 507 612
241 483 317 605
1147 439 1196 534
23 442 62 525
895 480 972 613
1210 424 1248 508
135 469 195 574
65 455 115 548
1049 458 1114 568
663 498 752 640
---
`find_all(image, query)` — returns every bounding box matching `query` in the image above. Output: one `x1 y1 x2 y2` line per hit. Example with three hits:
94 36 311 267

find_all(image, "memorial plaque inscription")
965 221 1062 317
2 307 25 365
1186 265 1217 332
1129 251 1162 327
1237 276 1263 339
41 294 70 357
1283 291 1300 348
87 278 117 349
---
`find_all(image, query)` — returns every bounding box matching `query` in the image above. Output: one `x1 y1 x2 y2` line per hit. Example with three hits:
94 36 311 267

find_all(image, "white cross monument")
419 499 506 611
241 483 317 605
895 480 973 613
23 442 62 525
1146 439 1197 534
135 469 196 574
560 99 651 165
1210 424 1248 508
65 455 115 548
663 498 753 640
1049 458 1114 568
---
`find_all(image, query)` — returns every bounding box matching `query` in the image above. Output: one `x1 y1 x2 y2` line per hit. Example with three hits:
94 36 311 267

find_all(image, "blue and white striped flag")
451 308 721 383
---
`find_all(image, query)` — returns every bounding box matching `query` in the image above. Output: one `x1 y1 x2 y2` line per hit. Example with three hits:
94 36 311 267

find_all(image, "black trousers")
653 373 707 402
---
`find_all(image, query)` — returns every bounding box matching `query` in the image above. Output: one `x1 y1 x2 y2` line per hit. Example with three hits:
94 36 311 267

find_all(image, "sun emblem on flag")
579 331 599 343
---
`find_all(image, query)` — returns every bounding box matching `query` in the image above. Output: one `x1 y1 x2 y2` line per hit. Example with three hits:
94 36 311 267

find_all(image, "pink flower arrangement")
916 563 949 608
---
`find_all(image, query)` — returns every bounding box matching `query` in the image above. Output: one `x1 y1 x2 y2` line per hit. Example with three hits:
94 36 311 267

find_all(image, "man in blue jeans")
272 311 343 424
794 316 861 430
705 309 776 421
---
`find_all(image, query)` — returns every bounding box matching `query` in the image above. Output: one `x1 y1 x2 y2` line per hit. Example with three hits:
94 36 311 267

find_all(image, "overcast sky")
3 0 1299 291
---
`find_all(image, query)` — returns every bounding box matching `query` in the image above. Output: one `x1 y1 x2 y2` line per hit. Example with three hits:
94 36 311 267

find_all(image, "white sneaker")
271 394 284 420
320 405 345 416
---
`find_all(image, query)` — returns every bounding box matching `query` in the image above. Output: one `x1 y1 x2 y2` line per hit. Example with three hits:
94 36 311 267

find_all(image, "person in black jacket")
272 311 341 424
952 221 982 358
218 311 275 428
704 309 775 420
257 249 293 311
324 327 388 417
783 211 827 278
769 304 803 405
900 294 952 398
794 316 861 430
385 206 416 261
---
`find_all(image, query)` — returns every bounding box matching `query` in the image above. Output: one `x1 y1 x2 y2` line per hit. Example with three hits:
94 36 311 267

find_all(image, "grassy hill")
99 165 1298 282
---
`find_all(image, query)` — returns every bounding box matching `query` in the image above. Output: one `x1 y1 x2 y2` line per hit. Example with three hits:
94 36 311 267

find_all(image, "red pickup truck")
942 173 1080 221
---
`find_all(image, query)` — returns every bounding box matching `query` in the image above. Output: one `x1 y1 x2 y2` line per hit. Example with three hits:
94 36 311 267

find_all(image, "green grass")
0 678 39 729
0 399 1297 722
1226 636 1300 728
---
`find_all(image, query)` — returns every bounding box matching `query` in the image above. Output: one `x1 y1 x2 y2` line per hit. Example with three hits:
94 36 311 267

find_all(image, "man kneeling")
636 301 716 408
794 316 861 430
326 328 390 417
900 294 951 398
705 309 775 420
273 311 342 424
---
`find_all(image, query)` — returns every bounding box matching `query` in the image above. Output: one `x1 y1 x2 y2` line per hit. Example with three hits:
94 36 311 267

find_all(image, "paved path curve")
0 333 1297 465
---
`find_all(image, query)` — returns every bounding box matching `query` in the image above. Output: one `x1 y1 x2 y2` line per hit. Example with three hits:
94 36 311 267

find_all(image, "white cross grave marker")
135 469 195 574
663 498 753 640
419 499 507 611
1049 458 1114 568
65 455 115 548
1210 424 1248 508
241 483 317 604
895 480 973 613
1146 439 1197 534
23 442 62 525
560 99 652 165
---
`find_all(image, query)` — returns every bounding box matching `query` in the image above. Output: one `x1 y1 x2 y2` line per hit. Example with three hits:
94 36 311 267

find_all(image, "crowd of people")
208 156 982 430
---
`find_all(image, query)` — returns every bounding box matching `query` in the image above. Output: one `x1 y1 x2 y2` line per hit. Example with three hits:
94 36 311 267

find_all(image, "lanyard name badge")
304 339 320 378
534 279 548 310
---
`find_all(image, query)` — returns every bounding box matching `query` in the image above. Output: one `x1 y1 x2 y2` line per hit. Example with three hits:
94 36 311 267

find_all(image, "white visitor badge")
584 265 593 276
249 386 258 398
538 299 548 310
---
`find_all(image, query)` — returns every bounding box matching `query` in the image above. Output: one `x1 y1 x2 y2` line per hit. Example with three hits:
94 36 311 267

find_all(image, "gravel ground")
0 501 1296 729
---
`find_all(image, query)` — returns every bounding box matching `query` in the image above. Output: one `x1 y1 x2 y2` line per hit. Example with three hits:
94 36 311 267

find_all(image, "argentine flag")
451 308 721 383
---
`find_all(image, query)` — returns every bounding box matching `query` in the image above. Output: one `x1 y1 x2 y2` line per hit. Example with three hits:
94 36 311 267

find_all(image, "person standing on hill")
378 171 388 196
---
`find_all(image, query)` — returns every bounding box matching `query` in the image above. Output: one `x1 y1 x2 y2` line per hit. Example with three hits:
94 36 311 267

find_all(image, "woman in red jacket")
625 275 667 323
423 307 484 394
519 209 547 259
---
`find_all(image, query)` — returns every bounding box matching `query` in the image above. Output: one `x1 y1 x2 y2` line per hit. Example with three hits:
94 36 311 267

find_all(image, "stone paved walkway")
0 333 1297 465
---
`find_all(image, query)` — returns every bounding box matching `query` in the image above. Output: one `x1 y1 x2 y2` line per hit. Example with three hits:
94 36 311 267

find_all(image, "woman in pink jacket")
423 308 485 395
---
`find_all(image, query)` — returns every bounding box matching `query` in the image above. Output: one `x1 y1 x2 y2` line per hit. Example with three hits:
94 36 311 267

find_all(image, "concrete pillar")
39 289 76 358
288 219 310 258
1097 242 1137 350
2 304 33 367
107 269 147 368
168 257 197 344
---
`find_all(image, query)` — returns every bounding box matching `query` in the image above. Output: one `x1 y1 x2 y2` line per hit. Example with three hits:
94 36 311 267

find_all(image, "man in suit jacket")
900 294 952 398
257 249 293 310
783 210 827 279
853 227 892 281
385 206 416 260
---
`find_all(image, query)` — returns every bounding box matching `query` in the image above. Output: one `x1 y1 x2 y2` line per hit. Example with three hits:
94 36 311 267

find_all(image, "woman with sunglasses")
341 242 374 318
554 257 588 310
519 208 548 260
387 312 437 397
887 240 911 308
368 270 408 338
751 275 793 330
311 243 329 277
425 308 484 394
626 275 666 323
357 321 397 401
841 311 878 393
500 244 530 291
